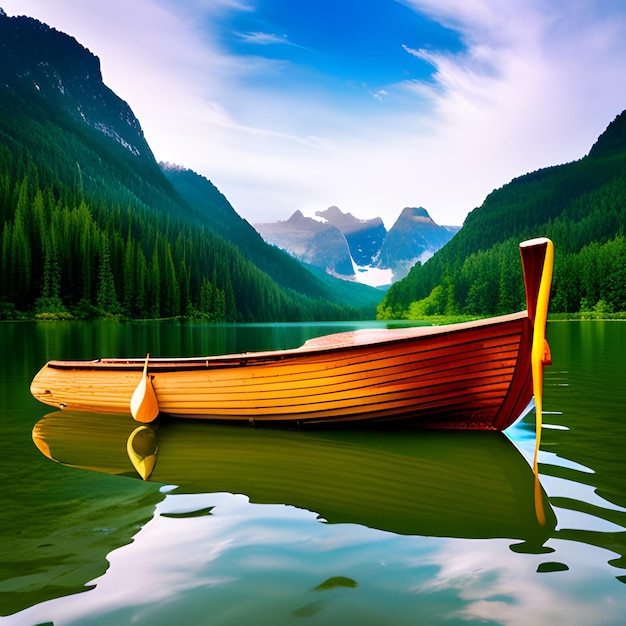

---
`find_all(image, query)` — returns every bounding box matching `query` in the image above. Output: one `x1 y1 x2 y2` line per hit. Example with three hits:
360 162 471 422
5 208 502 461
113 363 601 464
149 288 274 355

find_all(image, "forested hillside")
378 110 626 319
0 13 369 322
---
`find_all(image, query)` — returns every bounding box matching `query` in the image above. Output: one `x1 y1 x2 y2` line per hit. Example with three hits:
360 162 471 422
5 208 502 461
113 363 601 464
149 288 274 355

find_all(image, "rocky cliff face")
0 12 155 164
375 207 460 281
315 206 387 267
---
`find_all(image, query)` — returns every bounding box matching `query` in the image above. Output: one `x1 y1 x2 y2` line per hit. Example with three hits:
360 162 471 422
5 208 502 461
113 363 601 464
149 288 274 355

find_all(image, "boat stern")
30 362 66 410
30 360 139 414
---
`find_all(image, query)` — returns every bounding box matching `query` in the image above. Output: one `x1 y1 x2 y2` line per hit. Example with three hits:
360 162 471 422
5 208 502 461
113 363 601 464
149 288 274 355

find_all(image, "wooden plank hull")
31 312 533 430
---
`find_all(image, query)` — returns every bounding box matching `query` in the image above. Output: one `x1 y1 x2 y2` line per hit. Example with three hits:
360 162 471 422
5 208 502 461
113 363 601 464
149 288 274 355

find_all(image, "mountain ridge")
0 13 155 165
160 166 381 308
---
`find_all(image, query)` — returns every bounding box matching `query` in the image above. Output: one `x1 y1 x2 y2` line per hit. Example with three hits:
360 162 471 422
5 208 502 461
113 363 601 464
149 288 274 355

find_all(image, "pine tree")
96 235 120 314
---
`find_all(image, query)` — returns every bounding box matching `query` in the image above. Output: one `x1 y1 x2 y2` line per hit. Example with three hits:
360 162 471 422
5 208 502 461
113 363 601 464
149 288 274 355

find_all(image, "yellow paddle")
130 353 160 423
530 239 553 473
530 239 553 526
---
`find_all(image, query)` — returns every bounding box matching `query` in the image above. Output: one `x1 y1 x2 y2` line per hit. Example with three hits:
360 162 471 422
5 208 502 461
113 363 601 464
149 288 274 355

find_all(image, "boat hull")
31 312 533 430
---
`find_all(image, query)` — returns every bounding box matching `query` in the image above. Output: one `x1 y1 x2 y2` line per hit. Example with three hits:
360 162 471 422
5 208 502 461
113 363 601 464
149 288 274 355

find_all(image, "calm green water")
1 320 625 625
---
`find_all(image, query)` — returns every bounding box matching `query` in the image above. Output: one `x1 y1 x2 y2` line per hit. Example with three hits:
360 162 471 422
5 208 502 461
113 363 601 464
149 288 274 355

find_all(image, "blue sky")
217 1 464 88
3 1 626 228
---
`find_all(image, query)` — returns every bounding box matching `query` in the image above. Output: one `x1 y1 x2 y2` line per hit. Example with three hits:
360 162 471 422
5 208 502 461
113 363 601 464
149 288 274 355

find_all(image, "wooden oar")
530 239 554 473
529 238 554 479
126 425 158 480
130 353 160 423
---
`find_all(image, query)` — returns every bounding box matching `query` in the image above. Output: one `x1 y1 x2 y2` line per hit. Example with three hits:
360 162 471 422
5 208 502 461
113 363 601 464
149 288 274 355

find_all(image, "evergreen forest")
0 143 361 322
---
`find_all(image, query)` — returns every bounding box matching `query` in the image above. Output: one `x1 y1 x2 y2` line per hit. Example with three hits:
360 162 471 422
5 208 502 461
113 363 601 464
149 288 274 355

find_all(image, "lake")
1 320 625 625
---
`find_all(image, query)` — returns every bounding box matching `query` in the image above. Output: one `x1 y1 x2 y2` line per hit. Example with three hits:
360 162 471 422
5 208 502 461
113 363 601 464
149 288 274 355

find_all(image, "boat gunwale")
43 311 529 372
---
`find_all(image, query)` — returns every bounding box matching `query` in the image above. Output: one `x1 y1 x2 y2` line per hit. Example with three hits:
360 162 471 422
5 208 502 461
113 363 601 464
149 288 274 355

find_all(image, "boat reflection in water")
32 410 555 552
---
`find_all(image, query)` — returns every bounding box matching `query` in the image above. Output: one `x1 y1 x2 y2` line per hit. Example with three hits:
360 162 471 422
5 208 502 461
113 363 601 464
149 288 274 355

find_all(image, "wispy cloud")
400 0 626 119
235 31 295 46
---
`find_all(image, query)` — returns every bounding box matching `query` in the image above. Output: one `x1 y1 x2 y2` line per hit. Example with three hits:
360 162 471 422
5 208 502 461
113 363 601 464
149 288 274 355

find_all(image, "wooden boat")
30 237 553 430
32 411 556 548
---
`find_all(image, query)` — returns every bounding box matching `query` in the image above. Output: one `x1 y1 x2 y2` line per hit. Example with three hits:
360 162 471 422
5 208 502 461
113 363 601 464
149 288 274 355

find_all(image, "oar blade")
130 354 160 423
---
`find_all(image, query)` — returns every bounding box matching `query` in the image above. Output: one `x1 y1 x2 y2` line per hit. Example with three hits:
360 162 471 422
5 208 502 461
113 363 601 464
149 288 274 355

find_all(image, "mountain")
315 206 387 266
0 13 195 224
374 207 460 281
256 205 458 286
0 10 154 166
0 12 379 321
378 110 626 319
255 210 355 279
